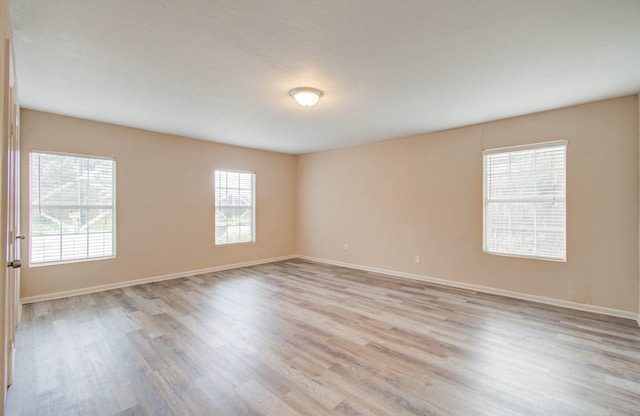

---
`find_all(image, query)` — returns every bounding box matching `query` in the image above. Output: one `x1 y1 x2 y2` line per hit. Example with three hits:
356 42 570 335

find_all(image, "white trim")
20 255 297 304
637 93 640 329
214 169 256 246
29 152 116 265
20 253 638 324
483 141 567 262
297 255 638 322
30 149 116 162
482 139 568 155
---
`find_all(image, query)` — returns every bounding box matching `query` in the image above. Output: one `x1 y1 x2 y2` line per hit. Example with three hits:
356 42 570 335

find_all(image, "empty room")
0 0 639 415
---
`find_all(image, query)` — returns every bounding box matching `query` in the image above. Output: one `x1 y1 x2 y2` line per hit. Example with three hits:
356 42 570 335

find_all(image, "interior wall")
16 96 640 314
20 109 297 298
297 95 639 313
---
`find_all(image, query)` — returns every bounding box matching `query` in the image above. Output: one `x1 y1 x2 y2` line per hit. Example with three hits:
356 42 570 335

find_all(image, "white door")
4 38 21 388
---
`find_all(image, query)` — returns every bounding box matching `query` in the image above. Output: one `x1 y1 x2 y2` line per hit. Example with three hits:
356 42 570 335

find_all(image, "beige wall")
298 95 639 313
20 110 297 298
17 97 640 314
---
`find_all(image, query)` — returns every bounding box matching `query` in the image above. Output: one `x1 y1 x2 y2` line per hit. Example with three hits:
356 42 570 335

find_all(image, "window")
214 170 255 245
483 140 567 261
29 152 115 264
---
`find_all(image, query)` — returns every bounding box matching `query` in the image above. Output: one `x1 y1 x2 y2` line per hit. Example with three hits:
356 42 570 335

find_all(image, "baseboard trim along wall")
21 253 639 324
297 255 639 322
20 255 298 304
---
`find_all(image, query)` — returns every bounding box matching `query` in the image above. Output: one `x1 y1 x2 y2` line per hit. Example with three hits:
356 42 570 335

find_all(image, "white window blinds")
215 170 255 245
483 141 567 261
30 152 115 264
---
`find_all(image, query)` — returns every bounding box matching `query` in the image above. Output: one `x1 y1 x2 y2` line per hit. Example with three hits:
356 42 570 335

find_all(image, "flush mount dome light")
289 87 323 107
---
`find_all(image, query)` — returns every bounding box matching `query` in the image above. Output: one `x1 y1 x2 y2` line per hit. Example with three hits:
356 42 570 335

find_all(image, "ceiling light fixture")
289 87 323 107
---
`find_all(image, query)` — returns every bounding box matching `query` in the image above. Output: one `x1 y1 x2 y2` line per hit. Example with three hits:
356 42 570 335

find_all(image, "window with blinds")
483 140 567 261
215 170 255 245
29 152 115 264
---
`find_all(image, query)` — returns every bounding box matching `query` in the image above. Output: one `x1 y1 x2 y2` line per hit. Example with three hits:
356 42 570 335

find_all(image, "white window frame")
29 151 116 265
214 169 256 245
483 140 567 262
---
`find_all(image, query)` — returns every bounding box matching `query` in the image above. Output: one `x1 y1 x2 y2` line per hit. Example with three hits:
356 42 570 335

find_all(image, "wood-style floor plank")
6 259 640 415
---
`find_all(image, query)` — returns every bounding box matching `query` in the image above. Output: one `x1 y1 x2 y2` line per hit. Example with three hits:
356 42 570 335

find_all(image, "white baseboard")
20 255 297 304
20 253 639 324
297 255 639 322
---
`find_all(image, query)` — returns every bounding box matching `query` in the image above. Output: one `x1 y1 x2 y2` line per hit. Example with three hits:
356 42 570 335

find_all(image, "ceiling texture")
8 1 640 154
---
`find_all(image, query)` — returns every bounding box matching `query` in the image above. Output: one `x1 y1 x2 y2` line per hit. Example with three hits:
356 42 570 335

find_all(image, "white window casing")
214 170 255 245
483 140 567 262
29 151 116 265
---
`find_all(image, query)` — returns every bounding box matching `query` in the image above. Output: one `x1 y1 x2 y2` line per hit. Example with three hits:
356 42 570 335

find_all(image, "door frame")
3 36 20 391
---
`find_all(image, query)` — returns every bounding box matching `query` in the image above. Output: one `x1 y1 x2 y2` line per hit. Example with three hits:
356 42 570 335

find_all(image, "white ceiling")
8 1 640 154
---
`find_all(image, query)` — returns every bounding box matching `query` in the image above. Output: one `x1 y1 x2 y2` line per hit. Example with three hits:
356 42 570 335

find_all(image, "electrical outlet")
344 243 349 251
415 256 420 264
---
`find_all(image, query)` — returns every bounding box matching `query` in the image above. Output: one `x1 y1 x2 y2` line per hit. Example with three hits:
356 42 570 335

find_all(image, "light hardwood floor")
6 259 640 415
